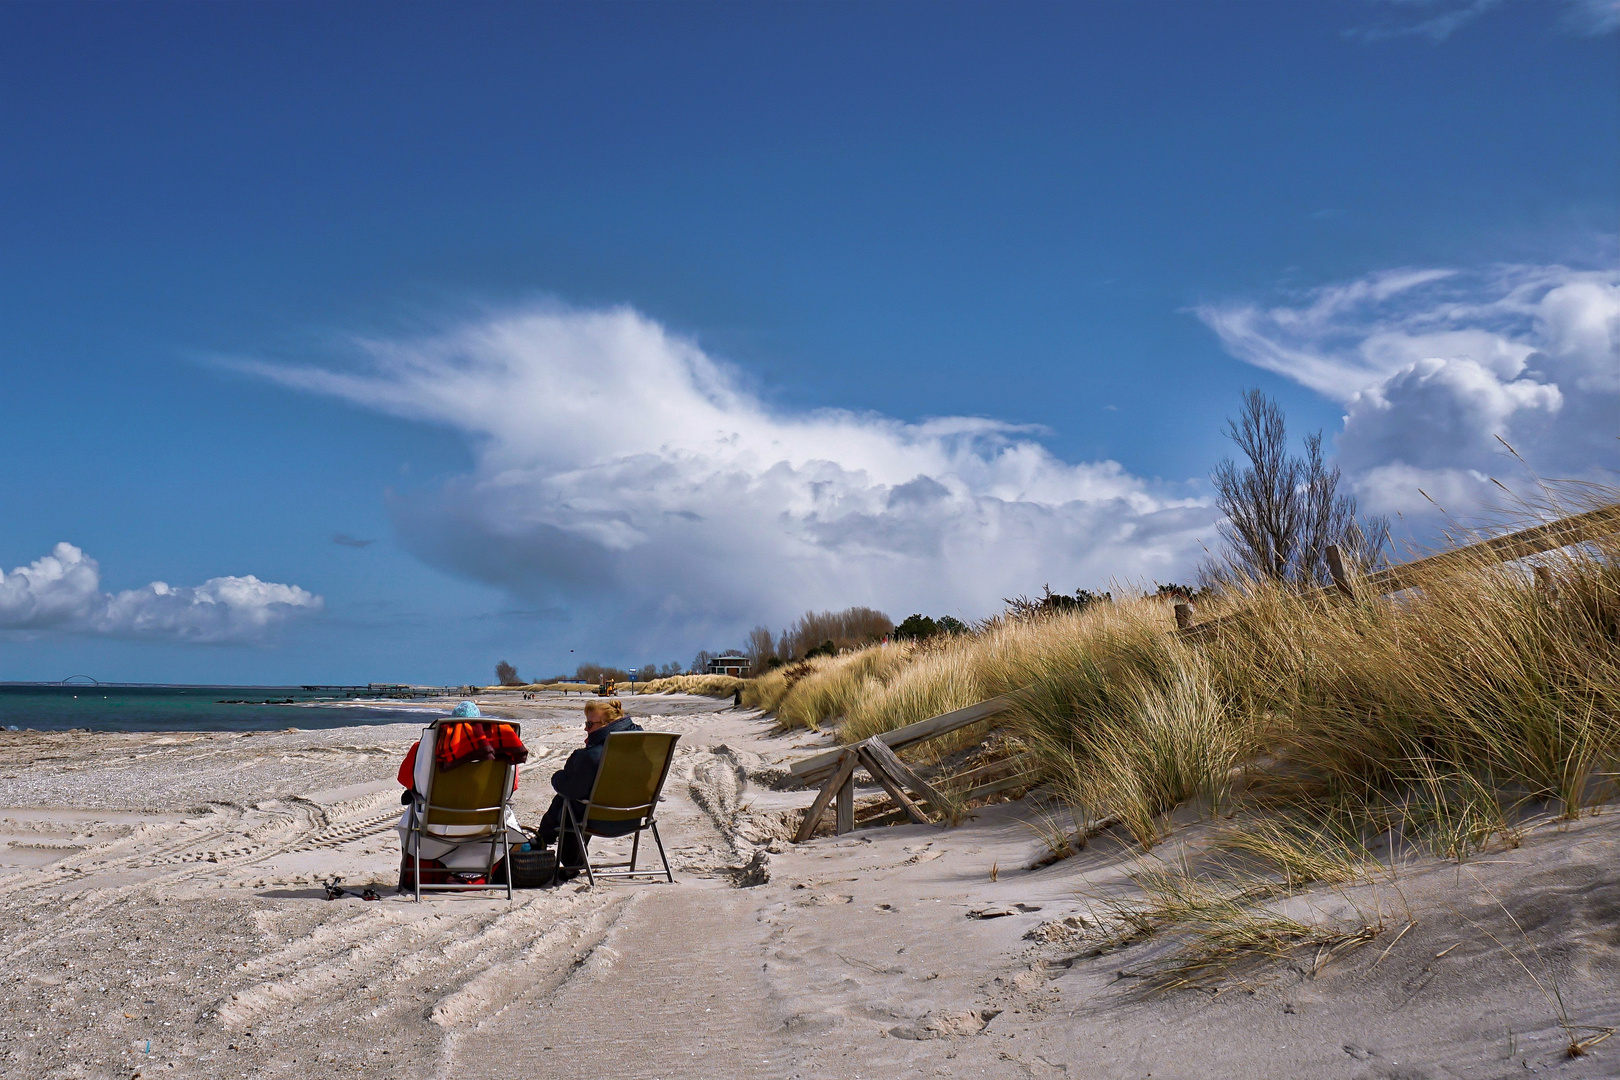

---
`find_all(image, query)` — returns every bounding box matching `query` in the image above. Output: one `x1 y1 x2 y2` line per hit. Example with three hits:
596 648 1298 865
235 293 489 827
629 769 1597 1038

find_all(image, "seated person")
533 698 642 877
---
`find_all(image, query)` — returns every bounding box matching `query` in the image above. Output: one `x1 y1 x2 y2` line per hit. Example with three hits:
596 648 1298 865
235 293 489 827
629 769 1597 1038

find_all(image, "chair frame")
559 731 680 887
407 718 520 901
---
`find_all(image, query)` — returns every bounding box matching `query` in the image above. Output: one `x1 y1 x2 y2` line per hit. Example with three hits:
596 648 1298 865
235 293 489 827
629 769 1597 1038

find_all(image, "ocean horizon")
0 683 452 733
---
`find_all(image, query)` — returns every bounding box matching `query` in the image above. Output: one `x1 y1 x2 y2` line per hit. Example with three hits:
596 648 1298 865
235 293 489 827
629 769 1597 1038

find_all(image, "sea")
0 684 451 733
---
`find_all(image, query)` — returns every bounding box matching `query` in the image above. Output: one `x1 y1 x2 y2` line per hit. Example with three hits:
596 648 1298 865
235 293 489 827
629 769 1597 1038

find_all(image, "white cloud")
0 543 323 643
1561 0 1620 35
1349 0 1504 43
237 304 1215 655
1349 0 1618 41
1196 263 1620 514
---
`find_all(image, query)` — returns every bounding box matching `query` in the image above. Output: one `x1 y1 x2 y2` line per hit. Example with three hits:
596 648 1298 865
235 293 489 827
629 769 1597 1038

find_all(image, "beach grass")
639 673 745 697
758 499 1619 860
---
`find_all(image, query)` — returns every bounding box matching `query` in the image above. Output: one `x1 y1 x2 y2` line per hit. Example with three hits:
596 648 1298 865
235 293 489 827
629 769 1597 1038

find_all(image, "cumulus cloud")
237 304 1214 655
1196 263 1619 514
0 543 323 643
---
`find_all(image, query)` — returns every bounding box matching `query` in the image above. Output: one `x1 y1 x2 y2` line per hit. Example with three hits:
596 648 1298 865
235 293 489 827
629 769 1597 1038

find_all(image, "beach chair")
560 730 680 886
404 719 523 901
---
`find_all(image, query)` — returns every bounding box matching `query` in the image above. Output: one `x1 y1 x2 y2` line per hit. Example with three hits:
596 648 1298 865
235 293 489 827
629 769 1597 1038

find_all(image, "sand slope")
0 695 1614 1079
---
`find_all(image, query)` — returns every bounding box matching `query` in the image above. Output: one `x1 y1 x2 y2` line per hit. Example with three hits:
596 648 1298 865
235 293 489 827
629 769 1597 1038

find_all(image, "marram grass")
757 507 1619 855
639 673 744 697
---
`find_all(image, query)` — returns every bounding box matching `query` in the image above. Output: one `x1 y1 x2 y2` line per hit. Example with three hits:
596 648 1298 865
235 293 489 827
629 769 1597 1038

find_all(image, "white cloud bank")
0 543 323 643
239 305 1214 654
1196 263 1619 514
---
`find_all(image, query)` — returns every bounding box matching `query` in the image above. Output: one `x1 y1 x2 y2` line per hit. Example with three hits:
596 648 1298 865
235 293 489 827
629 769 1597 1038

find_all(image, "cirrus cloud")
0 543 323 643
234 304 1215 656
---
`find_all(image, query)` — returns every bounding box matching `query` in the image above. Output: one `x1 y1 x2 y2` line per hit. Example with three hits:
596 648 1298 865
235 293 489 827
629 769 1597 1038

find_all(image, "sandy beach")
1 691 1615 1080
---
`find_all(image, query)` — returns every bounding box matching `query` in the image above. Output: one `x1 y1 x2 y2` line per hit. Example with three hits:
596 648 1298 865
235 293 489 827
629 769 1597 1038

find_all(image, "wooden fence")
1176 502 1620 638
790 502 1619 842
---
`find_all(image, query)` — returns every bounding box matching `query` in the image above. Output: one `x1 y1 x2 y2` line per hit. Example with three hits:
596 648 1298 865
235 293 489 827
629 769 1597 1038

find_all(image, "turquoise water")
0 684 445 732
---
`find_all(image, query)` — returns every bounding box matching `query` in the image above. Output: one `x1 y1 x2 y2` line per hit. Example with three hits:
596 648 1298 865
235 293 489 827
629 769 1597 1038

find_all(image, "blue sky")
1 1 1614 685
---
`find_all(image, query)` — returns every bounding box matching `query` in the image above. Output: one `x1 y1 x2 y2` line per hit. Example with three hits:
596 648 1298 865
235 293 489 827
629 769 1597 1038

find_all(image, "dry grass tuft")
1080 860 1383 992
1214 812 1384 889
639 673 745 697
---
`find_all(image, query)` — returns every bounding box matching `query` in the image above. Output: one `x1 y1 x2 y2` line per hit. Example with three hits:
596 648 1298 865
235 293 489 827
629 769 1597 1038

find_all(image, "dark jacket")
550 716 644 801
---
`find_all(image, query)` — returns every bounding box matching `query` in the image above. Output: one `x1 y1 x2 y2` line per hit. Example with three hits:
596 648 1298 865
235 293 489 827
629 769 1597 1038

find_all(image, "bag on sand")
508 846 559 888
398 856 456 890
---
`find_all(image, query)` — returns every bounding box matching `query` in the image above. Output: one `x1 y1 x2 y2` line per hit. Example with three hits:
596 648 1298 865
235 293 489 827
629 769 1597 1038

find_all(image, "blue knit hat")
449 700 482 718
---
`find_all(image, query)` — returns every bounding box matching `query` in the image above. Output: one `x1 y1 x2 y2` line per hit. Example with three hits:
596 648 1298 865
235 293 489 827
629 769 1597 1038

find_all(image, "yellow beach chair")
402 719 524 900
560 730 680 886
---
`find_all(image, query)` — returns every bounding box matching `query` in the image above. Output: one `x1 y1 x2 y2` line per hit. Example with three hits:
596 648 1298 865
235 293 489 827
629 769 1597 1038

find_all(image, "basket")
507 847 559 889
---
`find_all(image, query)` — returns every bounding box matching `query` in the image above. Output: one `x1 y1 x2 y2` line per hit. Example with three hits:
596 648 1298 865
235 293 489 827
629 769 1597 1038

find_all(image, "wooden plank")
834 775 854 834
940 752 1035 790
793 750 857 843
856 745 932 825
855 806 910 830
853 772 1044 832
956 770 1040 803
790 694 1017 786
1365 503 1620 595
1182 503 1620 640
861 737 952 814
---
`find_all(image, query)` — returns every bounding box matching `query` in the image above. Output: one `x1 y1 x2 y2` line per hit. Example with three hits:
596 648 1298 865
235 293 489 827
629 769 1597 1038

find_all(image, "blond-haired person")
533 697 641 880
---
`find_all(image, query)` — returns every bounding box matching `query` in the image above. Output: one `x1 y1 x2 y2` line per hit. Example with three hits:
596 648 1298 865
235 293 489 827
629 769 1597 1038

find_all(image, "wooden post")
1326 544 1355 598
793 750 858 843
1174 603 1194 631
835 775 854 834
856 745 931 825
860 737 952 817
790 693 1017 788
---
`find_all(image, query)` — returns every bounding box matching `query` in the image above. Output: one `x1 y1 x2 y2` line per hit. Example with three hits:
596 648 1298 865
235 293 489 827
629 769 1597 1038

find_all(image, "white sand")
0 692 1615 1079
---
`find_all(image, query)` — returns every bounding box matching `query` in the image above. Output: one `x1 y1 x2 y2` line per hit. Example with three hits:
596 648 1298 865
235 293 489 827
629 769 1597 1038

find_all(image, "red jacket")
398 722 527 791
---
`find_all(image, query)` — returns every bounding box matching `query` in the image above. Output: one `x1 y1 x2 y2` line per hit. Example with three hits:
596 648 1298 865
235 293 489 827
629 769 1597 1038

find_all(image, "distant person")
532 698 642 880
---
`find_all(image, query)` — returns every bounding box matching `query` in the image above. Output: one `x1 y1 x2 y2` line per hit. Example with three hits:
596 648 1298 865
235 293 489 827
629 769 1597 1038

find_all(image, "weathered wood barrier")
1175 502 1620 639
789 694 1032 842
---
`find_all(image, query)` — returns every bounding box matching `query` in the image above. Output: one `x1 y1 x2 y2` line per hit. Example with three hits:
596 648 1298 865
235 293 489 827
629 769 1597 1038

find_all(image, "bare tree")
778 607 894 659
745 625 776 676
1211 390 1301 583
574 662 630 683
494 660 523 686
1208 391 1389 587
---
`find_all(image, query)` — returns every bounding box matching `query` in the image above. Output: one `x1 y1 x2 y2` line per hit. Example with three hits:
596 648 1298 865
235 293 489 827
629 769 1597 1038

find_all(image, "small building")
706 653 748 677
